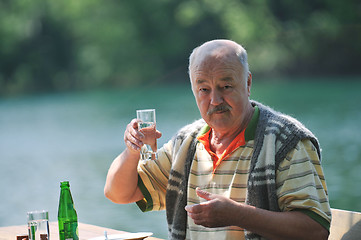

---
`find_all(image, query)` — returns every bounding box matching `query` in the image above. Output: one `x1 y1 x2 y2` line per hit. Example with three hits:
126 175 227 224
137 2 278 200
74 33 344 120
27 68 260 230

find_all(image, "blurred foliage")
0 0 360 96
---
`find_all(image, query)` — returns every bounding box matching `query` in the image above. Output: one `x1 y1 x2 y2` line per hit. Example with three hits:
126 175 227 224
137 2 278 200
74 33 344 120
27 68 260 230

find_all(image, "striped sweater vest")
164 101 321 240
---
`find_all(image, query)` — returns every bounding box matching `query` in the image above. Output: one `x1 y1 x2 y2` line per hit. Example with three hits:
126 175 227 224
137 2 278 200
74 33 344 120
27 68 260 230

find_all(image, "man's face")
191 53 251 134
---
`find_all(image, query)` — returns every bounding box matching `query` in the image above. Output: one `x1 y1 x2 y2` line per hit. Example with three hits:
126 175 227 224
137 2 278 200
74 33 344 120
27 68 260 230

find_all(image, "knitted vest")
165 101 321 240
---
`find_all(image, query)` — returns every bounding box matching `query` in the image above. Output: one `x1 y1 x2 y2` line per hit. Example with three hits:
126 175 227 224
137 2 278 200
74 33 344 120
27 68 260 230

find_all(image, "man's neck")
210 105 255 156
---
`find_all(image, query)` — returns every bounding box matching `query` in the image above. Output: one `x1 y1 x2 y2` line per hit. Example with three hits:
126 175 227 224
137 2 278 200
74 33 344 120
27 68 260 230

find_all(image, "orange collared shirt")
197 128 246 172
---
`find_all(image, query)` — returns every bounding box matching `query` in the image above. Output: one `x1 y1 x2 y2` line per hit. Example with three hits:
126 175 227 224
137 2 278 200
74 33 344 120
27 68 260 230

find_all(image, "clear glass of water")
136 109 157 160
27 210 50 240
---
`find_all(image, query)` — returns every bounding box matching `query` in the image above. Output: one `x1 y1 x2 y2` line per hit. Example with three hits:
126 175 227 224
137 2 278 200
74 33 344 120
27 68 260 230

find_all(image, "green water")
1 79 360 239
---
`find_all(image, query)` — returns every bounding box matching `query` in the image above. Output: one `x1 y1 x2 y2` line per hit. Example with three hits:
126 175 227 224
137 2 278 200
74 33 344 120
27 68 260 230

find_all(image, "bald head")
188 39 249 81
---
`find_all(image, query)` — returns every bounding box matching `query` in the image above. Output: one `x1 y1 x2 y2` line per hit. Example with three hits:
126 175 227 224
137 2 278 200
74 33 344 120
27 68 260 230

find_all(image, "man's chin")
208 118 232 130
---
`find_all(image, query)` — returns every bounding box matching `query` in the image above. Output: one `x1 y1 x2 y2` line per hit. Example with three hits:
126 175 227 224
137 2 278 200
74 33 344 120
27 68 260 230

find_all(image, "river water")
1 80 360 238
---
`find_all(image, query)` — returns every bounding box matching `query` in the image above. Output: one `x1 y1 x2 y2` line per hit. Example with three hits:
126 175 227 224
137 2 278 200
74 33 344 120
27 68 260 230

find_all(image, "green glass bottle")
58 181 79 240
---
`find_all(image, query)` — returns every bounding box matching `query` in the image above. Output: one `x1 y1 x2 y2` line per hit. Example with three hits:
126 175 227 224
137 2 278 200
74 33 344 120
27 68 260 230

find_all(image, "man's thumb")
196 187 213 201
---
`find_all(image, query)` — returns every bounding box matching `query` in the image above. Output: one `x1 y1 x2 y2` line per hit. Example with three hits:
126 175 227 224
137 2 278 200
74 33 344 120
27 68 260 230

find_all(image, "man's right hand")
124 118 162 153
124 119 144 153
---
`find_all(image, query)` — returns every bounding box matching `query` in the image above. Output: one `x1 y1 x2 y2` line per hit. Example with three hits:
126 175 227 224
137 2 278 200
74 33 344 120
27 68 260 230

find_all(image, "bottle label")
64 222 79 240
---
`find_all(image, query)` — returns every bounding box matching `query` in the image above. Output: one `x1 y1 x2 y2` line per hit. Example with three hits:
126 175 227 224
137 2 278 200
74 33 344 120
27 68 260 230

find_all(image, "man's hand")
124 119 162 153
185 188 329 240
185 188 243 228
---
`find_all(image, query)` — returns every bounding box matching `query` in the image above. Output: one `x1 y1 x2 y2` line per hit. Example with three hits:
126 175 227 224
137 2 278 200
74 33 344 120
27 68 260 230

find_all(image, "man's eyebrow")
196 79 207 84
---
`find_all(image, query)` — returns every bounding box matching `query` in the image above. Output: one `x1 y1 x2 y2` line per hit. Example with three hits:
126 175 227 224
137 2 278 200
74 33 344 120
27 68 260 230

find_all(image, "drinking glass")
136 109 157 160
27 210 50 240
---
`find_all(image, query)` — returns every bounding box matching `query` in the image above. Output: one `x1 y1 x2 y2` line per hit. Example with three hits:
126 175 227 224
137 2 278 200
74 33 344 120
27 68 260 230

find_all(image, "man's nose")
210 90 223 105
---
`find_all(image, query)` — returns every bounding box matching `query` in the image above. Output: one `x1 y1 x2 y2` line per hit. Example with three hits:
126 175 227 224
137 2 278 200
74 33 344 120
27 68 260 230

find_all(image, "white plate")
89 232 153 240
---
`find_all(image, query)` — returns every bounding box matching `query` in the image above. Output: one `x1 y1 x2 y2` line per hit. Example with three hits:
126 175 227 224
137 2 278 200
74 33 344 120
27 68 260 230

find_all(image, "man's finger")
185 203 202 214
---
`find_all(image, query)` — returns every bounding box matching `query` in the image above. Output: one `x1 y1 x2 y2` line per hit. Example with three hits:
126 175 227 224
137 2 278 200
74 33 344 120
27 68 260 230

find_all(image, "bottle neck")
60 188 74 202
58 181 77 220
59 188 76 211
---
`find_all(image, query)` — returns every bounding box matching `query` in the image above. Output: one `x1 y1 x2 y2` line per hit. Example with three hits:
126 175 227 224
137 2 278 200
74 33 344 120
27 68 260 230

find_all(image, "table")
0 222 164 240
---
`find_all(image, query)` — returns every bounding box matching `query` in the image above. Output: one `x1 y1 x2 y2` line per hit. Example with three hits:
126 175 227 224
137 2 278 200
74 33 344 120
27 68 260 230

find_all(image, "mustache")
207 104 232 115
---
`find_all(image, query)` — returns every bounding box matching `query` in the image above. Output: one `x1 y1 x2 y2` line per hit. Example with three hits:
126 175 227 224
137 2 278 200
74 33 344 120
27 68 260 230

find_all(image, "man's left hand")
184 188 243 228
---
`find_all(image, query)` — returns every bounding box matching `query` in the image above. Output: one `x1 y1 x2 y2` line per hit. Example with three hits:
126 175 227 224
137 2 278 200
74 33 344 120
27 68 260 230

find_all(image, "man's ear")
247 72 252 96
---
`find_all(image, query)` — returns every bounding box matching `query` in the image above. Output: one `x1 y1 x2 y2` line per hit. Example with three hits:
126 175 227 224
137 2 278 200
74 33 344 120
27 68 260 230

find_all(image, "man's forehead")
193 48 241 73
195 77 234 85
190 41 245 85
192 54 241 76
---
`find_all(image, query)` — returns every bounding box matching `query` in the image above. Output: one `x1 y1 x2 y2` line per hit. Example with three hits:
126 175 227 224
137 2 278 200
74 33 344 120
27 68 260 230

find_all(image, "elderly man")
104 39 331 240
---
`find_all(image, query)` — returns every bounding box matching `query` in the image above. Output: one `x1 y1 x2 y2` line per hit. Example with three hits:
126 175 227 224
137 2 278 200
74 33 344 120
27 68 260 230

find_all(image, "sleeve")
136 139 173 212
276 139 332 231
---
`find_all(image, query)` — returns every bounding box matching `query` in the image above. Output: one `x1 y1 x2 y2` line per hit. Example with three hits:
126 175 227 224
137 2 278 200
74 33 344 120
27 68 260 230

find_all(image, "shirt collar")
197 105 259 141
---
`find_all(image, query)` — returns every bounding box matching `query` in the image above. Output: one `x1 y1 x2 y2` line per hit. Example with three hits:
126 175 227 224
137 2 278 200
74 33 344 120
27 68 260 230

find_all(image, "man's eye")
200 88 209 92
